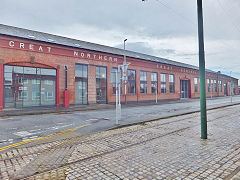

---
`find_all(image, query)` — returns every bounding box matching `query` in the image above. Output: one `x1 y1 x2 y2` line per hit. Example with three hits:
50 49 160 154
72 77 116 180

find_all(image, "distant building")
0 24 238 110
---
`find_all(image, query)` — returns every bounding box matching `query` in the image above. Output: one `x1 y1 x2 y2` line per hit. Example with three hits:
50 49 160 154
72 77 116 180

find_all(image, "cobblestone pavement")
0 105 240 179
231 170 240 180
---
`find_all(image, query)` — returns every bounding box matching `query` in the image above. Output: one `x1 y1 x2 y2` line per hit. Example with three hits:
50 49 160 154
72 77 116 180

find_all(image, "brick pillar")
136 69 140 102
190 78 194 98
56 68 60 108
107 66 112 104
147 72 151 94
175 75 180 98
0 63 3 110
189 79 192 98
88 65 96 104
157 72 161 95
166 74 169 94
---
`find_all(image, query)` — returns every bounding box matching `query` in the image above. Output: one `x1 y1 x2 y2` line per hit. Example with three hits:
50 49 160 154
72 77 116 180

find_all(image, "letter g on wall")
9 41 14 47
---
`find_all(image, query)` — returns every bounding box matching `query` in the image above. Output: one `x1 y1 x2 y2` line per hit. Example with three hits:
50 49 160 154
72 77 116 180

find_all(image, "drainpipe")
65 66 68 90
64 65 69 108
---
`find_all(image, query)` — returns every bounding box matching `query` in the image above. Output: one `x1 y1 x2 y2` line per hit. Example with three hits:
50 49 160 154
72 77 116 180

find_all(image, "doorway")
180 80 190 98
96 66 107 104
224 83 227 96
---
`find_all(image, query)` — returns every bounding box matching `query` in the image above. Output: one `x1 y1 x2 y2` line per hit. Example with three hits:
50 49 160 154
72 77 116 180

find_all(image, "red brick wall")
0 35 238 109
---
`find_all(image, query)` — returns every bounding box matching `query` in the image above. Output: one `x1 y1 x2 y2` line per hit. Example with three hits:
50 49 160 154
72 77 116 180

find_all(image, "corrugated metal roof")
0 24 236 80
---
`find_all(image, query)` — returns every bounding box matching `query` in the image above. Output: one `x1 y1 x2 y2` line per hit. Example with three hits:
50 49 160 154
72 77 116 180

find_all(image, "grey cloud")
115 42 176 57
157 49 176 56
115 42 155 55
1 0 239 40
0 0 197 38
0 0 239 80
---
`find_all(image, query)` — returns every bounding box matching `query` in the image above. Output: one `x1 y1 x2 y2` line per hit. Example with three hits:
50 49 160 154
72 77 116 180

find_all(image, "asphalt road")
0 95 240 148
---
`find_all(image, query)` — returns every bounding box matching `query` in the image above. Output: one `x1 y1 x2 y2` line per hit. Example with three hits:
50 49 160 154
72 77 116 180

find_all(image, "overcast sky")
1 0 240 81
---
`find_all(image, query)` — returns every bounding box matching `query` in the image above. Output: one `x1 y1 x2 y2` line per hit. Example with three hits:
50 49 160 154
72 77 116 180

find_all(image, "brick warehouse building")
0 24 238 110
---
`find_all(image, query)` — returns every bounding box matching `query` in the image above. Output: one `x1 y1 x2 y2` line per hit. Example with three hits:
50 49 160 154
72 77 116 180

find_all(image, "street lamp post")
197 0 207 139
230 71 233 103
211 80 213 99
140 0 207 139
113 40 129 125
124 39 127 104
115 71 119 124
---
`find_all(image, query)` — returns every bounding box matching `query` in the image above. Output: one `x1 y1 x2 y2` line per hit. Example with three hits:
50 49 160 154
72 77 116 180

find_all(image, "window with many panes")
32 79 40 85
96 66 107 104
207 79 211 92
220 80 222 92
18 77 28 84
45 91 54 100
214 80 217 92
161 74 166 93
3 65 56 108
151 72 157 94
211 80 214 92
18 91 28 100
44 80 53 85
194 78 198 92
140 71 147 94
32 90 40 100
75 64 88 105
169 74 174 93
128 70 136 94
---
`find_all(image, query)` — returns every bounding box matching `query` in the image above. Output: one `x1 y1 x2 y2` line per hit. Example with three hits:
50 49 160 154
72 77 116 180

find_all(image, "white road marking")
22 136 39 141
85 119 98 121
0 117 14 121
29 129 42 132
47 124 73 130
13 131 35 137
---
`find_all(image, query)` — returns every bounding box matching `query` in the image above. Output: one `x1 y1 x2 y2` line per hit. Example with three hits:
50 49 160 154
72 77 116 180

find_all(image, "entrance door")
180 80 190 98
30 78 41 107
96 66 107 104
75 78 88 104
75 64 88 105
224 83 227 96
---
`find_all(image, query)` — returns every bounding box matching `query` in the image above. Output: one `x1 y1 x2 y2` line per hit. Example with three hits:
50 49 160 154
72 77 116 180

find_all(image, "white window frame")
18 91 28 100
32 91 40 100
44 80 53 85
32 79 40 85
45 91 54 100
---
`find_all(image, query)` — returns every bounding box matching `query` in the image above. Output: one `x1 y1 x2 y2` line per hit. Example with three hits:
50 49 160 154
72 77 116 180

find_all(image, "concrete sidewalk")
0 96 239 117
0 104 239 179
